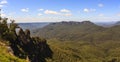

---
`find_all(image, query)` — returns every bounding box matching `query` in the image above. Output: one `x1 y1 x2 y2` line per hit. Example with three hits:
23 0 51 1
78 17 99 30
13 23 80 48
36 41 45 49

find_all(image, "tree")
0 18 9 40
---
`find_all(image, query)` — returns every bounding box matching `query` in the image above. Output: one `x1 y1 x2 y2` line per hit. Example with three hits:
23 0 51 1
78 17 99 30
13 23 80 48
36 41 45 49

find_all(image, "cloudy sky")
0 0 120 23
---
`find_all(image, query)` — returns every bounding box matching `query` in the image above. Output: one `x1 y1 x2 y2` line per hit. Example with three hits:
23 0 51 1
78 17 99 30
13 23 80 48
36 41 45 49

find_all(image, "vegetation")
0 40 26 62
32 21 120 42
32 21 120 62
0 14 53 62
32 21 105 41
47 39 120 62
1 11 120 62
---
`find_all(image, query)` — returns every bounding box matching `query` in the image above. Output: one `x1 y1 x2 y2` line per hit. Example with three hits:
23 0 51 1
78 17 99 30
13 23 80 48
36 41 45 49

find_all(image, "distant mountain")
18 21 120 31
114 21 120 25
27 21 120 62
95 22 116 27
95 21 120 27
32 21 105 41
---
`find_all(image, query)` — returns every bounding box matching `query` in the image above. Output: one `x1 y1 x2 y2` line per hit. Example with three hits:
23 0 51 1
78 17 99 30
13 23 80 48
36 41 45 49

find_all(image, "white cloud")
38 9 44 11
83 8 89 12
38 13 43 16
63 13 72 16
98 3 104 7
0 0 8 4
0 5 3 7
60 9 71 13
44 10 59 15
83 8 96 13
21 8 29 12
1 13 6 17
99 13 104 16
0 0 8 7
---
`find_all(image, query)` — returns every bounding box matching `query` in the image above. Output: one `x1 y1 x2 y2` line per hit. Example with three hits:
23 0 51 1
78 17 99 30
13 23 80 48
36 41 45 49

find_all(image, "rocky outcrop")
0 17 53 62
50 21 95 25
9 28 53 62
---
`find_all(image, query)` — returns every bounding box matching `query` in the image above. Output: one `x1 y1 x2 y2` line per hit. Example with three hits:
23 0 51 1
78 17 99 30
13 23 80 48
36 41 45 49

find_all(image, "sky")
0 0 120 23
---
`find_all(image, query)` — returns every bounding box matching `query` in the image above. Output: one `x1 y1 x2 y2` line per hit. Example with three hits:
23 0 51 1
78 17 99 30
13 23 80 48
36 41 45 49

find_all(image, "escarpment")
0 17 53 62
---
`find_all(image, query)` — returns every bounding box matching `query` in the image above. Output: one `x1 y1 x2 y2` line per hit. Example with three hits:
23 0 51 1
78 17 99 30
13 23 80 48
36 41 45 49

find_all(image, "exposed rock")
7 46 14 56
25 29 31 38
0 16 53 62
81 21 95 25
11 28 53 62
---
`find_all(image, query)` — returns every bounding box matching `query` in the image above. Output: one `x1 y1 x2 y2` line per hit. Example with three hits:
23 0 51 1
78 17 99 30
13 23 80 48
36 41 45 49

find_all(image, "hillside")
48 39 120 62
1 18 120 62
32 21 105 41
32 21 120 42
1 17 120 62
31 21 120 62
0 16 53 62
0 41 26 62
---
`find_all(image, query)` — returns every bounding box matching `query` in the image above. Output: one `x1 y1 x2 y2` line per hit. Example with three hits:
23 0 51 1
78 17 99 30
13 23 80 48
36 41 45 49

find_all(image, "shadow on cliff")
9 28 53 62
0 17 53 62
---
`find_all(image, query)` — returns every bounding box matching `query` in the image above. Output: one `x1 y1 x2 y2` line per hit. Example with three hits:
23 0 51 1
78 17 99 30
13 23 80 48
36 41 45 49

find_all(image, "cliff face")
10 28 53 62
0 18 53 62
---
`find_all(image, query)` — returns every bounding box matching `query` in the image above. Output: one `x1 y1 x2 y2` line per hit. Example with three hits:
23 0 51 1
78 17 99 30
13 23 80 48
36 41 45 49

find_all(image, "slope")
47 39 120 62
32 21 105 41
0 41 26 62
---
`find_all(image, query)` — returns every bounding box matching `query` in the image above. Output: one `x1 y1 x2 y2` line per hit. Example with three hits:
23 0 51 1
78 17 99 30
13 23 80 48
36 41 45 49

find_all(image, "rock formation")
0 16 53 62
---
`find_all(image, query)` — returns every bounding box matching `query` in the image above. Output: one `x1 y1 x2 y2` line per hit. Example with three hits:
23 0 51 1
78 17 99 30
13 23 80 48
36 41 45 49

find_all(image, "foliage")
0 15 53 62
32 21 105 41
47 39 120 62
0 41 26 62
1 15 120 62
32 21 120 62
32 21 120 42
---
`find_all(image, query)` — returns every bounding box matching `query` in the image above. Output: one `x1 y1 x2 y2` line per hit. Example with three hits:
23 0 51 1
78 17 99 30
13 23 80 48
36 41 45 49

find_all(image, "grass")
0 41 26 62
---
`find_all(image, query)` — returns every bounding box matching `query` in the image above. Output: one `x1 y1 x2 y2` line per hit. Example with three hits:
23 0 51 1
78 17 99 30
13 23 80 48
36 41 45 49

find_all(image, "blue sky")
0 0 120 22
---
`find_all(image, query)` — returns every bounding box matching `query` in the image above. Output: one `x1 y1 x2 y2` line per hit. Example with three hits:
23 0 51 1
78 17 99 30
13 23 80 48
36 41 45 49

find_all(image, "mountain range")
32 21 120 42
30 21 120 62
1 20 120 62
